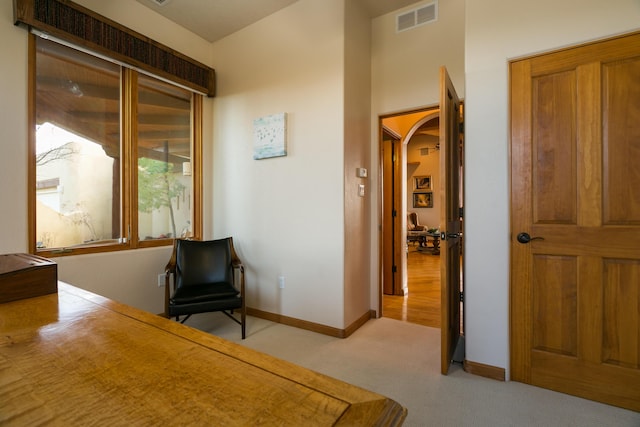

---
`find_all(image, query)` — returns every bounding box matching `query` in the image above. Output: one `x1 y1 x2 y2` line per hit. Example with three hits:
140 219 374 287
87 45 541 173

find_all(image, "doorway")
381 108 443 329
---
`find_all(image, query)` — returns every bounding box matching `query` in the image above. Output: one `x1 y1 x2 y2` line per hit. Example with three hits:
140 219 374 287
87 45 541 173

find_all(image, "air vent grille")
152 0 172 6
396 2 437 33
397 11 416 32
417 4 436 25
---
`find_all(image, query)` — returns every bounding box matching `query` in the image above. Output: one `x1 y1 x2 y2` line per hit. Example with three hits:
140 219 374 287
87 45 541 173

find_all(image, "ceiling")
135 0 420 43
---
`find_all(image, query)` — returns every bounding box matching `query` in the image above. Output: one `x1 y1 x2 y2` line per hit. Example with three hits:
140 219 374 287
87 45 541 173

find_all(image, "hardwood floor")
382 246 441 328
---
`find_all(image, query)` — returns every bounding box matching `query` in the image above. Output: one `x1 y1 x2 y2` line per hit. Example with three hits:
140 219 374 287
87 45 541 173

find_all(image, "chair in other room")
164 237 246 339
407 212 427 247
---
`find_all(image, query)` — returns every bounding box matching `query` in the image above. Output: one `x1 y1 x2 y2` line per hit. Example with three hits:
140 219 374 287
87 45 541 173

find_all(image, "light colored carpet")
185 313 640 426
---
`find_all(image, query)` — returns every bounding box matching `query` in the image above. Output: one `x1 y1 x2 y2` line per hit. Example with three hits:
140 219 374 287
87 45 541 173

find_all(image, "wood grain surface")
0 282 406 426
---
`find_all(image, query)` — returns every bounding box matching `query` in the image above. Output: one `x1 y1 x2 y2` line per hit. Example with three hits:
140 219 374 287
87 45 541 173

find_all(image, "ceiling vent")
151 0 172 6
396 2 437 33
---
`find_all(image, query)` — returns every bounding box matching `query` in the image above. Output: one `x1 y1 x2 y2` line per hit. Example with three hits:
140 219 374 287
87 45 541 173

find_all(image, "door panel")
603 58 640 223
439 67 462 374
382 136 394 295
382 133 403 296
532 71 577 224
532 255 577 356
602 259 640 368
511 31 640 411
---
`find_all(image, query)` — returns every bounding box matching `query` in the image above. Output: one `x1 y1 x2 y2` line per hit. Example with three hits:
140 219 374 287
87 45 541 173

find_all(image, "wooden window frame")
28 34 203 256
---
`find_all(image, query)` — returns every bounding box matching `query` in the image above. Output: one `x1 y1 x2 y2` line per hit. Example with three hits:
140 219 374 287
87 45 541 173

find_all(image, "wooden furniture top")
0 282 406 426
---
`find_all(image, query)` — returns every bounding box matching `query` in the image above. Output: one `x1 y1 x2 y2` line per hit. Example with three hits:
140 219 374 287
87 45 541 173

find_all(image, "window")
136 73 194 242
31 36 202 256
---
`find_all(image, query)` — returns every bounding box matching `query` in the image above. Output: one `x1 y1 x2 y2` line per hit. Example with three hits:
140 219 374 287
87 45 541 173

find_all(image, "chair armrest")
163 270 173 318
232 261 245 296
163 239 179 318
228 237 245 298
232 260 244 272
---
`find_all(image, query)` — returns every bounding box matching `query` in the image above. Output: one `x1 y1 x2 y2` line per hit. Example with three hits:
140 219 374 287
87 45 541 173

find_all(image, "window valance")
14 0 215 97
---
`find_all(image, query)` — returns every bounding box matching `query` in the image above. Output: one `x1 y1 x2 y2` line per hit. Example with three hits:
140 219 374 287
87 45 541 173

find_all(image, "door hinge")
392 209 397 217
392 265 397 273
459 207 464 218
459 122 464 134
460 291 464 302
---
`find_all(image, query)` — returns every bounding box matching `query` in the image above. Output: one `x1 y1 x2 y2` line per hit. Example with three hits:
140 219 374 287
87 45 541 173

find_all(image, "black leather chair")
164 238 246 339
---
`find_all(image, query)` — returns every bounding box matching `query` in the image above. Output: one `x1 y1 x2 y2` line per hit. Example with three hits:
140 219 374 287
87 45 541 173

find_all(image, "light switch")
358 184 365 197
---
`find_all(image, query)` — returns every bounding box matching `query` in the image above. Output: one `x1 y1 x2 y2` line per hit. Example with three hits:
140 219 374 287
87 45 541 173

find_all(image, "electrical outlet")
278 276 285 289
157 273 165 287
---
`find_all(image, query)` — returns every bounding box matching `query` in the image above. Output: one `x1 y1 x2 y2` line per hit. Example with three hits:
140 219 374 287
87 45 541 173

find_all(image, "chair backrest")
175 238 233 289
408 212 419 230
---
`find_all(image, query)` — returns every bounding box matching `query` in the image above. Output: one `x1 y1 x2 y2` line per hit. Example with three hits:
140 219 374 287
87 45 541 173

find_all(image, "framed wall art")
253 112 287 160
413 191 433 208
414 175 432 190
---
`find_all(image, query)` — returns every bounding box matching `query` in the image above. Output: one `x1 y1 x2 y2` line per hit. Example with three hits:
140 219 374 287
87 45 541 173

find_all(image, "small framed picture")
414 175 432 190
413 192 433 208
253 112 287 160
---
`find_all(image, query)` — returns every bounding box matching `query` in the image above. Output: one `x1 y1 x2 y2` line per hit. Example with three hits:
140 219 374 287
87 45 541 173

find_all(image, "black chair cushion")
168 295 242 317
171 282 239 305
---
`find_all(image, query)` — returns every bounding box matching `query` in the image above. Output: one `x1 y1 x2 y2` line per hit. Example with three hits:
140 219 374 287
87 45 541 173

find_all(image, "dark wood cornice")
14 0 215 97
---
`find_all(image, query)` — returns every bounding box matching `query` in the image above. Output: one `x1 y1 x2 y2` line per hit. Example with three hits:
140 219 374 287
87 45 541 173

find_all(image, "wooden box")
0 253 57 303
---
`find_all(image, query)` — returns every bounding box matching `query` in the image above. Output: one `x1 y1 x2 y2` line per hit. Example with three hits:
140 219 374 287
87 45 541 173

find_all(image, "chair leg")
241 311 246 340
219 310 245 339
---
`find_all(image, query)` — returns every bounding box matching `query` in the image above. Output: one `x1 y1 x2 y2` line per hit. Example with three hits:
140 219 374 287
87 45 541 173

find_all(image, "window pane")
137 74 192 241
35 38 121 250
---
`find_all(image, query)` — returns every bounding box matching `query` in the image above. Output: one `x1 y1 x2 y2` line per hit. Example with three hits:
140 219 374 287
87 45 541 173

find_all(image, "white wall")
343 0 373 326
464 0 640 376
371 0 465 114
210 0 347 328
0 0 213 314
0 1 29 254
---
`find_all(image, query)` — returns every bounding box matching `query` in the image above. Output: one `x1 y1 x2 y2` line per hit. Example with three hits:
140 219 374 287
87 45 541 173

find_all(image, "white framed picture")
253 112 287 160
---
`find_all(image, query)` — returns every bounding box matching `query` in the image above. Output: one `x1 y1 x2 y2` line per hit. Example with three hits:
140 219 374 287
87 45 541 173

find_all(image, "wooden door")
510 32 640 411
382 130 403 295
439 67 463 374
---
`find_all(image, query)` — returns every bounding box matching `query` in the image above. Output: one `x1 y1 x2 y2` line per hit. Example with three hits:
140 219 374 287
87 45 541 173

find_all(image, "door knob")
441 232 461 240
517 232 544 244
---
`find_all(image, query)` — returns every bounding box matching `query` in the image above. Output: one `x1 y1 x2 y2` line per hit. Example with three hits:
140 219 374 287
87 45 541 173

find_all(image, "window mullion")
192 94 203 240
122 68 138 248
